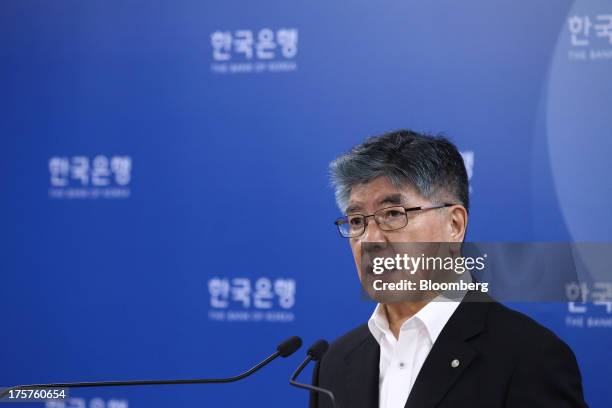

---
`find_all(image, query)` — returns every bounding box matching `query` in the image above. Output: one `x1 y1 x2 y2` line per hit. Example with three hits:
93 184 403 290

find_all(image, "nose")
360 216 387 243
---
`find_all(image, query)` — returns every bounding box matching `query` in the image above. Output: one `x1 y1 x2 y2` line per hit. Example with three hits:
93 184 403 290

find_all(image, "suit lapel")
405 292 490 408
404 333 477 408
345 334 380 408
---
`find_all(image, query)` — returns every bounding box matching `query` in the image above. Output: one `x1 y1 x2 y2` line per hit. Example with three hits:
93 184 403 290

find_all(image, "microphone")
0 336 302 399
289 339 336 408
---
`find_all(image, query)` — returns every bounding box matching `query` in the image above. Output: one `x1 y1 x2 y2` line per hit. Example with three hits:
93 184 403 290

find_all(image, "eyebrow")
345 203 362 214
378 193 404 207
345 193 405 214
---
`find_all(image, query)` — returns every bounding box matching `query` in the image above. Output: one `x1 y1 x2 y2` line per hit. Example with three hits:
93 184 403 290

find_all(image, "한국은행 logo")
48 155 132 199
567 13 612 61
210 28 298 74
207 276 296 323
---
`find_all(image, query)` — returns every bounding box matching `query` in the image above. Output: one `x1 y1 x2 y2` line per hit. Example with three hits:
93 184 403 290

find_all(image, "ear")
448 205 468 242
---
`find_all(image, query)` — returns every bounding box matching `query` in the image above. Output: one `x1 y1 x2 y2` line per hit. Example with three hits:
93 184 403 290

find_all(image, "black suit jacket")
310 292 588 408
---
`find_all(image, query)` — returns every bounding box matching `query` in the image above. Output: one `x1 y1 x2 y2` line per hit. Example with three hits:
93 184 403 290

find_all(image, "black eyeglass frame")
334 203 456 238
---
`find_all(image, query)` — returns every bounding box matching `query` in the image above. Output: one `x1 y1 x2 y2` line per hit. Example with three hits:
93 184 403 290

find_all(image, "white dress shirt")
367 296 462 408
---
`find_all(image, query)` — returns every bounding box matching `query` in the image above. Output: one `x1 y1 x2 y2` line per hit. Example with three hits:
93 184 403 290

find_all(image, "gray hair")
329 129 469 213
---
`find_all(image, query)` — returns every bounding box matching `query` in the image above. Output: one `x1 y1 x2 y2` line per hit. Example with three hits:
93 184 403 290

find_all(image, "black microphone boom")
289 339 336 408
0 336 302 399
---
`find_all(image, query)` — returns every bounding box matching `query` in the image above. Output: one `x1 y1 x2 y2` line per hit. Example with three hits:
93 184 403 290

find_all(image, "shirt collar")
368 293 464 345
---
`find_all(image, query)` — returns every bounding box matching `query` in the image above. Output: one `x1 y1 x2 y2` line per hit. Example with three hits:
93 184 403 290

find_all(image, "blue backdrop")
1 0 611 407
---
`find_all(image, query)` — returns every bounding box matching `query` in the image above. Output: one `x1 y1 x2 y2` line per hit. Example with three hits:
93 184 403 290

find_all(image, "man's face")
346 176 457 282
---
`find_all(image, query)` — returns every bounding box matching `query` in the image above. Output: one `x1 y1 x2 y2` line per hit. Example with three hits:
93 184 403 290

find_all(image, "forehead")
347 177 422 212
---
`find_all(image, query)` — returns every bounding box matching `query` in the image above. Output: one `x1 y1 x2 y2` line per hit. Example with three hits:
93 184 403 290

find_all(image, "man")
310 130 587 408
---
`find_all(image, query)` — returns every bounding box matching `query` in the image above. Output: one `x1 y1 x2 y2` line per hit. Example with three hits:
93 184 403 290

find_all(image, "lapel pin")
451 359 460 368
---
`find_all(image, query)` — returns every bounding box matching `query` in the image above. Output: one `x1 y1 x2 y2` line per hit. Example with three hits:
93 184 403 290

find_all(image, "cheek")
426 217 450 241
350 241 362 272
350 241 360 261
401 217 446 241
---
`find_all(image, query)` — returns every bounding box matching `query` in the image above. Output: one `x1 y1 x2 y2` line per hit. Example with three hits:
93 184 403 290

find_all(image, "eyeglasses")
334 203 455 238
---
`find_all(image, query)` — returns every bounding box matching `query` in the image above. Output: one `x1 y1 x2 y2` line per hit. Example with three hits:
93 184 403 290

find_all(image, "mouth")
364 265 402 278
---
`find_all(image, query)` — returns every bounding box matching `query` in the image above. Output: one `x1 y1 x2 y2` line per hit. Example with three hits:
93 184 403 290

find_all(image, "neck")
383 299 429 340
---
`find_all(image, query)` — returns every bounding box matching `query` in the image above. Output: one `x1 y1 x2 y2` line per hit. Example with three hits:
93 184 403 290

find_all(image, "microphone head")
307 339 329 361
277 336 303 357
